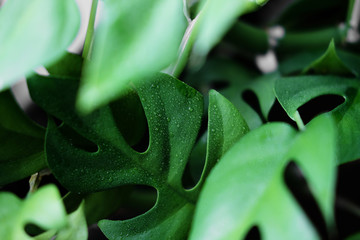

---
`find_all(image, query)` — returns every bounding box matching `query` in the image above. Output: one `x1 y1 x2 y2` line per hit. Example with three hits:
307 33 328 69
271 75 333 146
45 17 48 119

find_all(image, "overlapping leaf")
185 57 277 129
275 75 360 163
190 115 336 240
193 0 269 57
28 73 249 239
78 0 186 113
0 0 80 90
0 91 45 185
0 185 87 240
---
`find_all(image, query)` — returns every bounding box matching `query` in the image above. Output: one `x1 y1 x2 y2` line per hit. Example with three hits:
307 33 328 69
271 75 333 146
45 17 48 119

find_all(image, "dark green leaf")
190 115 336 239
46 52 83 78
78 0 186 113
0 91 45 185
0 0 80 90
275 75 360 163
28 73 249 239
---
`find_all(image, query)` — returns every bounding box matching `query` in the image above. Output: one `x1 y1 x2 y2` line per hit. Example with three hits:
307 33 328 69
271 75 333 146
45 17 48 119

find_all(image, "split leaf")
185 57 276 129
275 75 360 163
28 73 249 239
0 185 67 240
190 115 336 240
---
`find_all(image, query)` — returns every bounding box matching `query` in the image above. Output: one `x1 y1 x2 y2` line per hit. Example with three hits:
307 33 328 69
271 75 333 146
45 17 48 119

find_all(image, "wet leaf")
28 73 249 239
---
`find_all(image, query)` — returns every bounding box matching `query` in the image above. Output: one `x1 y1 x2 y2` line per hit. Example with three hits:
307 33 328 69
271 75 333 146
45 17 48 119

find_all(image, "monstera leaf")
190 115 336 240
0 185 87 240
78 0 186 113
275 75 360 164
0 91 46 185
27 73 249 239
185 57 277 129
0 0 80 90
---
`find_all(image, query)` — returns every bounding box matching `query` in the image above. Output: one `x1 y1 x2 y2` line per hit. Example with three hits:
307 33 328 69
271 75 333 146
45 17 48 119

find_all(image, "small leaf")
0 91 46 185
193 0 268 57
28 73 249 239
0 185 67 240
302 40 354 76
78 0 186 113
0 0 80 90
275 75 360 163
190 115 336 240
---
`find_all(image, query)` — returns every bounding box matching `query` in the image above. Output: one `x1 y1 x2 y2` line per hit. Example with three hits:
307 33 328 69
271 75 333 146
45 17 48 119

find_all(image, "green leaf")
78 0 186 113
28 73 249 239
0 91 46 185
0 185 67 240
185 57 276 129
275 75 360 163
46 52 83 78
193 0 268 57
190 115 336 240
302 40 354 76
0 0 80 90
54 202 88 240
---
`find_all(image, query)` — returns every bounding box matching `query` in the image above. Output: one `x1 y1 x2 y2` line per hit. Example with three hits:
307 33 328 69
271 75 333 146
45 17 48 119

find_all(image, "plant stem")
83 0 99 60
294 111 305 131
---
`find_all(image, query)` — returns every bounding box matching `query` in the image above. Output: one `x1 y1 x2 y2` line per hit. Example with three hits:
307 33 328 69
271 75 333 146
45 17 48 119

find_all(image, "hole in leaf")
244 226 261 240
182 115 208 190
59 125 99 153
336 159 360 239
109 90 149 153
209 79 230 91
284 161 328 239
298 94 345 125
107 185 157 221
242 89 266 123
25 223 46 237
268 100 297 129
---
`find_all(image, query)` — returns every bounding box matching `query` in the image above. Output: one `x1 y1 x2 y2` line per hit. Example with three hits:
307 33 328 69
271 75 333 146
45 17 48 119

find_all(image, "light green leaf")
275 75 360 163
193 0 268 57
0 0 80 90
78 0 186 113
0 185 67 240
55 202 88 240
190 115 336 240
28 73 248 239
0 90 46 185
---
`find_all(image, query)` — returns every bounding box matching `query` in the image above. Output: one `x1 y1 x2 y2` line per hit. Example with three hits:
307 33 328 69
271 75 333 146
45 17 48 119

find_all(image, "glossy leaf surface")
78 0 186 113
28 73 249 239
0 0 80 90
190 115 336 240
